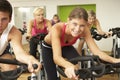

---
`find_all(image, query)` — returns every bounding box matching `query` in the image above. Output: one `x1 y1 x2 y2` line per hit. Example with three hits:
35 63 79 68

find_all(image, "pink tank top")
32 19 48 36
60 24 80 47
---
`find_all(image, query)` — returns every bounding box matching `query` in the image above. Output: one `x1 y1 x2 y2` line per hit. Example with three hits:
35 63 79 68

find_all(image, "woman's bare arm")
85 27 120 63
26 20 33 38
51 23 75 69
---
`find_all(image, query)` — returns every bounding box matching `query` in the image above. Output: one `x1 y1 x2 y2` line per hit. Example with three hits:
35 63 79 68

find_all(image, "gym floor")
17 72 118 80
17 44 118 80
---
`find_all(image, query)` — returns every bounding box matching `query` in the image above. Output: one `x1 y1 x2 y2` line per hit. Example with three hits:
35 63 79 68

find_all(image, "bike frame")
112 34 120 80
28 33 47 80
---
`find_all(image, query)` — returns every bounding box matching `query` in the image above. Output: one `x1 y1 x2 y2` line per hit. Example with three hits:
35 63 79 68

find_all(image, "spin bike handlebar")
57 55 106 79
91 29 108 41
26 33 47 43
91 27 120 40
0 58 38 80
101 60 120 74
57 55 120 79
18 28 27 35
32 33 47 41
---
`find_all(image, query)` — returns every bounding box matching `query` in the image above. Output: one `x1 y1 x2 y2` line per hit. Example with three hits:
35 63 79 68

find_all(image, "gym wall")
58 4 96 22
9 0 120 52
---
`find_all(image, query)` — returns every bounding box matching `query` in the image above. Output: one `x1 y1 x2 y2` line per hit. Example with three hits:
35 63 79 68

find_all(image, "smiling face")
0 11 11 35
88 16 96 25
68 18 87 37
67 7 88 37
87 10 96 25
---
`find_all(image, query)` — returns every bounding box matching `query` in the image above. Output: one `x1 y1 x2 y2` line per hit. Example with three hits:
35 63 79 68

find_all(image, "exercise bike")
91 28 108 41
79 27 120 80
57 55 120 80
26 33 47 80
109 27 120 80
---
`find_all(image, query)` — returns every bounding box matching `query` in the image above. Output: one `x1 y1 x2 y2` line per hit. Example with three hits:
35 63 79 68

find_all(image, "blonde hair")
87 10 96 18
33 7 44 15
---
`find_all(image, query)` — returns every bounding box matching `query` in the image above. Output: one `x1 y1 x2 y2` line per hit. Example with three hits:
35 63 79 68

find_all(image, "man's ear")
9 17 12 22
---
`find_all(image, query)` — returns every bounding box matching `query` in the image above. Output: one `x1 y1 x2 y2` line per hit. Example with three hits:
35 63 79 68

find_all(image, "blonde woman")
26 7 52 59
88 10 107 35
77 10 111 54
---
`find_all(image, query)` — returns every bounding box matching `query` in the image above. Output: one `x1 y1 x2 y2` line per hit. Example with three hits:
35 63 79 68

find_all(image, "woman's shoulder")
44 19 51 24
95 19 100 25
54 22 65 27
44 18 50 22
54 23 66 33
28 19 34 25
50 22 65 36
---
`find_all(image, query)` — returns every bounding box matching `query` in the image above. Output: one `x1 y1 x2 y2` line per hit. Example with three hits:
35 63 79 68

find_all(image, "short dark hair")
0 0 12 18
53 14 59 19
